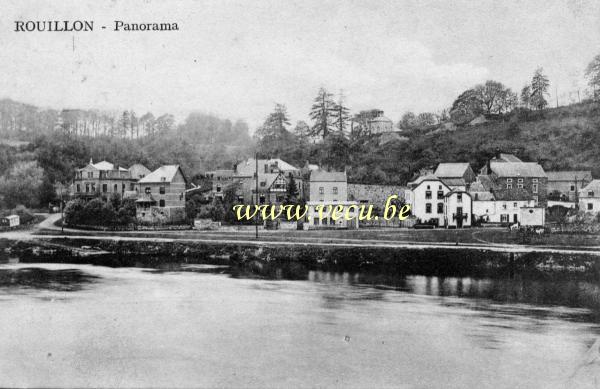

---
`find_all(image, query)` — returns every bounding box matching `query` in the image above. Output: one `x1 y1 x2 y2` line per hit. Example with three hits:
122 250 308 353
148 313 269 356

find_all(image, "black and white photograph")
1 0 600 387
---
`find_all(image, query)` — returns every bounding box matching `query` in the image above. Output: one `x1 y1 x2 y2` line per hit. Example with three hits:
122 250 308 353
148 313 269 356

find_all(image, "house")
434 163 476 190
305 170 358 229
469 179 534 224
347 184 409 212
234 158 298 177
407 175 451 227
204 169 237 200
72 159 139 199
579 180 600 213
351 109 394 135
444 191 472 228
546 171 592 202
128 164 151 181
242 172 290 204
135 165 187 224
488 161 548 206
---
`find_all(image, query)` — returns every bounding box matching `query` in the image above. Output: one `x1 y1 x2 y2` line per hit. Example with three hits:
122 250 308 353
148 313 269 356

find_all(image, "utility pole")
255 153 259 240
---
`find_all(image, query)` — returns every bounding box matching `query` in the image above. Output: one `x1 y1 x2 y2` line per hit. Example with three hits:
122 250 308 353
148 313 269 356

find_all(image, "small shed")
519 207 545 226
0 215 20 228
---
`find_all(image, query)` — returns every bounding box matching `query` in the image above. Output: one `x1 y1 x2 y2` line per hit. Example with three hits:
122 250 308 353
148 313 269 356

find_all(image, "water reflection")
0 267 98 292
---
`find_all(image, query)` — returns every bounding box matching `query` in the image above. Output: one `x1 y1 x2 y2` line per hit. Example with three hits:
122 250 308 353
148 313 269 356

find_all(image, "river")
0 261 599 388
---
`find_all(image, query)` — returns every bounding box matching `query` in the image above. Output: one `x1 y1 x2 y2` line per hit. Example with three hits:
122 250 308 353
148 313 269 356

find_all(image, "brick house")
488 161 548 207
135 165 187 224
546 171 592 202
433 163 476 190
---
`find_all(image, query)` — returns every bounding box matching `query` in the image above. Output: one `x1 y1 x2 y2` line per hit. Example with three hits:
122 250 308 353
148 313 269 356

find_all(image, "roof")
138 165 186 184
581 180 600 196
470 191 495 201
236 158 298 176
490 162 546 178
546 171 592 182
442 178 467 187
494 188 532 201
445 190 471 198
207 169 235 177
256 173 283 189
369 115 392 123
310 170 347 182
434 163 471 178
92 161 115 170
492 153 522 162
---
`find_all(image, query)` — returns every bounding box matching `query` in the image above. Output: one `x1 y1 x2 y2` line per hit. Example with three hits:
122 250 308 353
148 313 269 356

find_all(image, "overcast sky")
1 0 599 129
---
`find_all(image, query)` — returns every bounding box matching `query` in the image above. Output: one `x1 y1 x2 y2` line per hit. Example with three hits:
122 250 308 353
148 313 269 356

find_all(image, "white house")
579 180 600 213
444 191 472 228
305 170 358 229
408 175 451 227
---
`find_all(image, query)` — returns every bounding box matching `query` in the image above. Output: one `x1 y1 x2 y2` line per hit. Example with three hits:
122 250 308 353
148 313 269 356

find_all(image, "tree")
531 67 550 110
449 88 482 123
585 54 600 99
331 91 350 134
119 111 130 138
293 120 311 138
416 112 437 127
140 112 155 137
309 87 335 139
399 111 417 129
0 161 44 208
475 80 507 115
520 85 532 109
286 174 299 204
129 110 138 139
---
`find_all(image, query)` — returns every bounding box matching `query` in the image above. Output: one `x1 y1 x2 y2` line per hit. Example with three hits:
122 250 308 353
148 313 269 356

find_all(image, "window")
114 184 118 192
438 185 442 190
425 203 432 213
502 203 507 210
501 214 509 222
130 183 135 191
122 184 125 192
437 203 444 214
588 203 594 210
517 178 523 183
159 199 165 207
85 184 90 193
76 184 81 193
216 185 221 192
532 184 538 194
589 191 595 197
145 187 151 194
87 172 93 178
425 191 432 199
533 196 538 204
314 218 319 225
570 185 576 192
319 187 324 194
532 178 538 183
161 177 166 182
91 183 95 192
513 202 518 208
333 187 338 195
426 185 430 190
457 193 462 203
507 178 513 183
437 191 444 199
102 184 107 193
507 184 513 189
159 186 166 194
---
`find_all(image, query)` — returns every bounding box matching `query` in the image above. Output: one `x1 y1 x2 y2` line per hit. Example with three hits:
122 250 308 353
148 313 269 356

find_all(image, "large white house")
305 170 358 229
407 175 452 227
444 190 472 228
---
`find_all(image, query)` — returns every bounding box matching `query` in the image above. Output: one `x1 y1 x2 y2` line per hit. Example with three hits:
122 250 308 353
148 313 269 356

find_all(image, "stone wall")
347 184 408 211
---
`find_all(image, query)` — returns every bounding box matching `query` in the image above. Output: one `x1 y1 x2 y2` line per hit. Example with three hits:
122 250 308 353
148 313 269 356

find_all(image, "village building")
305 170 358 229
487 161 548 207
407 175 451 227
347 184 409 213
72 159 142 199
351 109 394 135
469 177 535 225
546 171 592 202
135 165 187 224
233 158 303 204
234 158 298 177
444 190 472 228
204 169 237 200
579 180 600 213
433 162 476 190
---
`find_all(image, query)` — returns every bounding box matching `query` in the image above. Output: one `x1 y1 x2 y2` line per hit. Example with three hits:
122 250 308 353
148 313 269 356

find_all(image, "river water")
0 262 600 388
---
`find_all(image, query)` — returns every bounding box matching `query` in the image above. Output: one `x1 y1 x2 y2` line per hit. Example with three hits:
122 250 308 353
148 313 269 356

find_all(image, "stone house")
546 171 592 202
347 184 408 213
135 165 187 224
407 175 451 227
305 170 358 229
488 161 548 207
434 162 476 190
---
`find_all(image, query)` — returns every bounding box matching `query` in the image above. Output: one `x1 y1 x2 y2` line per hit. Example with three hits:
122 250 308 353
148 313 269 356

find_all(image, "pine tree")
309 87 335 139
530 67 550 110
331 91 350 134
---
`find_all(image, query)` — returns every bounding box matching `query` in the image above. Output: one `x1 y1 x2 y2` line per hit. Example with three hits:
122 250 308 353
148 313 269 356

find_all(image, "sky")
1 0 599 130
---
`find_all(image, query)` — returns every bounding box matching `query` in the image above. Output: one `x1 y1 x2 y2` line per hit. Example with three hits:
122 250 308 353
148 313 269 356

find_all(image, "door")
513 214 518 223
456 207 463 228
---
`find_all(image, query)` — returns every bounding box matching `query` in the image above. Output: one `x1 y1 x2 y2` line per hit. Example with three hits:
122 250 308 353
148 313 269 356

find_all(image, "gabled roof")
310 170 346 182
92 160 115 170
434 163 471 178
442 178 467 187
490 162 546 178
409 174 451 191
236 158 298 176
546 171 592 182
138 165 187 184
581 180 600 196
492 153 522 162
